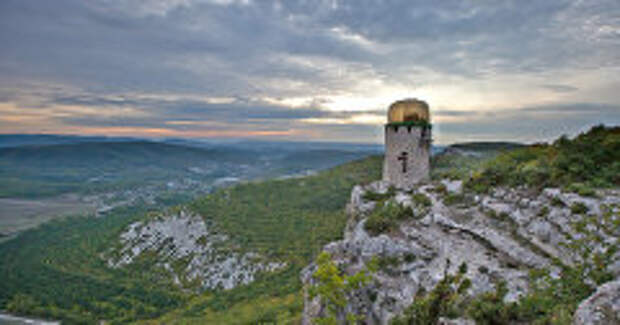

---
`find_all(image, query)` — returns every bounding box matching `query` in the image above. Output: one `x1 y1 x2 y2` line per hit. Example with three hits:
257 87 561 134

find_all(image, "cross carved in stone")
397 152 408 173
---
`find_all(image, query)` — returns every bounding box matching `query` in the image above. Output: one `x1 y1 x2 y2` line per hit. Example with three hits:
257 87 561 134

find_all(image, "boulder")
573 280 620 325
438 317 476 325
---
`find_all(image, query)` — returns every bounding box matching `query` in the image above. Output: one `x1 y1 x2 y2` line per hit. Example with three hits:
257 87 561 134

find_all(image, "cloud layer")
1 0 619 143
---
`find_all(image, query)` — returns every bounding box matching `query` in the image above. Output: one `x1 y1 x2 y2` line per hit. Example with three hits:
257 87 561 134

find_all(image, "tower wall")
382 125 431 189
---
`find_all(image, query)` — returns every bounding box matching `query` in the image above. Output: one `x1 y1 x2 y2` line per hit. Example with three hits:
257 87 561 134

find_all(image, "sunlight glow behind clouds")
0 0 619 144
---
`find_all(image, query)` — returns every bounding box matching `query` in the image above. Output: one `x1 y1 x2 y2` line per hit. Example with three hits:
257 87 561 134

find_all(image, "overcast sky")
1 0 619 144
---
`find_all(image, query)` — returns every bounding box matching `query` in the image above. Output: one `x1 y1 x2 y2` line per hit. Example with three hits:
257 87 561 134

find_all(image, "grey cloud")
541 84 579 93
1 0 619 142
434 103 620 144
47 93 332 131
519 103 620 114
433 110 473 117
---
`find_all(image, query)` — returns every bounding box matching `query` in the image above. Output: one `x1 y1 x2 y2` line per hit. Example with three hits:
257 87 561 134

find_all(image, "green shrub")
404 253 417 263
486 209 510 221
467 180 492 194
393 261 470 325
362 186 396 202
364 212 396 236
458 262 468 274
570 202 589 215
444 193 465 206
364 202 413 236
308 252 377 324
550 196 565 207
466 281 515 324
566 183 597 197
433 183 448 195
537 206 549 217
376 256 401 272
412 193 432 208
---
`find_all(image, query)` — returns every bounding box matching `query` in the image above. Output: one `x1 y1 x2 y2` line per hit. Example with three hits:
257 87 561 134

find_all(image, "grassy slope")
0 155 383 324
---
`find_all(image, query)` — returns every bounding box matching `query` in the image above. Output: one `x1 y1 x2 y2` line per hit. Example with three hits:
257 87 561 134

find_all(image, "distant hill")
0 134 137 148
448 141 525 152
431 141 525 180
0 141 252 168
159 137 383 153
466 125 620 192
0 140 376 198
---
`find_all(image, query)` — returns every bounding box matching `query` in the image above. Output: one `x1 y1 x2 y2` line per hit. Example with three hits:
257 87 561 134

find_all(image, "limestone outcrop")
108 209 285 290
302 180 619 324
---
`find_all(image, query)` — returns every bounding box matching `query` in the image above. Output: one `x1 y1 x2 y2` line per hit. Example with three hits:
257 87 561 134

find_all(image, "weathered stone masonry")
382 124 431 189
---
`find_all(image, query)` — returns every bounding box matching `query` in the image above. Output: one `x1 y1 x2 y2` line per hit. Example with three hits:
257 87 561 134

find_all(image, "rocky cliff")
301 180 619 324
107 209 285 291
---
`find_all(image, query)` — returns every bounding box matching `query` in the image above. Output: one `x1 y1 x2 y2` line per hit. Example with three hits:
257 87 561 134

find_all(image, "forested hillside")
0 156 382 323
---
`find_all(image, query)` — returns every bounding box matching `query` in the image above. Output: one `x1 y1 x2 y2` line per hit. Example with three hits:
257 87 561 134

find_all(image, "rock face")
573 280 620 325
302 181 620 324
108 209 284 290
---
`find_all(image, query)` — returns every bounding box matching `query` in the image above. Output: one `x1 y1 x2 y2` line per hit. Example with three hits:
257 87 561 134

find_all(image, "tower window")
397 152 408 173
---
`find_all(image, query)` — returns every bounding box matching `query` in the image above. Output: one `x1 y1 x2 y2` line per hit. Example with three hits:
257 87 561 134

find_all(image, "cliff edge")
301 180 619 324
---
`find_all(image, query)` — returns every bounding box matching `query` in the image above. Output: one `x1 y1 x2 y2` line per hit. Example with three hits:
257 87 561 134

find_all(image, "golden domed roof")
387 99 430 124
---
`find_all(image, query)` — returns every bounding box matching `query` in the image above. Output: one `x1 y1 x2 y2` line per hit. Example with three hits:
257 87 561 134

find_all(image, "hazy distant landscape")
0 135 381 239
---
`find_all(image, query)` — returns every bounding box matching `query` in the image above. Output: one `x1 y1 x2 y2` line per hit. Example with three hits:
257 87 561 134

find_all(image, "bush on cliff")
308 252 378 324
392 261 471 325
364 202 413 236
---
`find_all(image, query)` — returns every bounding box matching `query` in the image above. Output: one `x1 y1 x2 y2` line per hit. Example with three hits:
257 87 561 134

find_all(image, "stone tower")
382 98 431 189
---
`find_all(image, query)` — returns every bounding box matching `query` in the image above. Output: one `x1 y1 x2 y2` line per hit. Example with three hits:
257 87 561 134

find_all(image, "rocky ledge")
302 180 619 324
107 209 285 290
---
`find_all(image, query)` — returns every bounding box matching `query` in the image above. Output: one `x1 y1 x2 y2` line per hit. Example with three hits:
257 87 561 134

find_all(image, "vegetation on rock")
392 261 471 325
390 202 618 325
364 202 413 235
308 252 378 325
